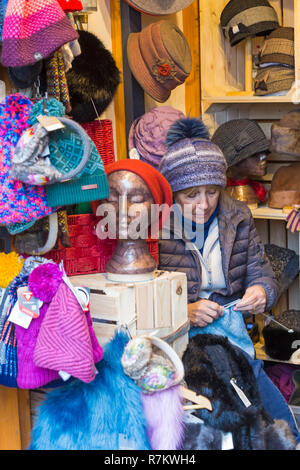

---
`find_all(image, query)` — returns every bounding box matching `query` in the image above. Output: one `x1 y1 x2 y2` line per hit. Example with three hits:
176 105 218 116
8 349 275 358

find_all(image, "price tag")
37 115 65 132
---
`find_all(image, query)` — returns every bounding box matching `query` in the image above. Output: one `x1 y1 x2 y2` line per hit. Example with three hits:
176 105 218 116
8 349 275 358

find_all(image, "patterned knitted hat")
254 65 294 96
221 0 279 47
125 0 194 15
0 95 54 227
1 0 79 67
0 0 8 41
259 27 294 67
159 118 227 192
211 119 269 168
127 20 192 103
128 106 185 169
33 280 98 383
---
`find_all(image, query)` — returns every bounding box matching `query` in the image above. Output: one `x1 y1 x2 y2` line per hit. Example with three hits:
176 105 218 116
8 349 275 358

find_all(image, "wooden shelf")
203 95 298 104
251 206 288 221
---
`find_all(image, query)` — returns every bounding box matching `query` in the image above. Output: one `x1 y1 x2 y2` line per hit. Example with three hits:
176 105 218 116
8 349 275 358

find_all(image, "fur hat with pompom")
158 117 227 193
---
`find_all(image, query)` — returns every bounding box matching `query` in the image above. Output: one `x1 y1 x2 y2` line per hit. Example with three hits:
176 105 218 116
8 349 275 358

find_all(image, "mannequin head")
228 152 268 179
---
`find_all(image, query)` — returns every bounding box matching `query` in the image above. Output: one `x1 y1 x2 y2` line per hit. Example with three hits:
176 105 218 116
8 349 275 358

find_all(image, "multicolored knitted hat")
159 117 227 192
1 0 79 67
0 94 54 226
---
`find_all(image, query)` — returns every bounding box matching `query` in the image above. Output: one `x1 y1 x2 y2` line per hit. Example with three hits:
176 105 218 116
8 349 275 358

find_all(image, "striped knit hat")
1 0 78 67
159 118 227 192
221 0 279 47
259 27 294 67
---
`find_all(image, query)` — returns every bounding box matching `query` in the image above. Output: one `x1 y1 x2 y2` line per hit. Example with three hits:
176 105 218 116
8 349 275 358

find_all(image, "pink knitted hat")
33 281 98 383
127 20 192 102
1 0 79 67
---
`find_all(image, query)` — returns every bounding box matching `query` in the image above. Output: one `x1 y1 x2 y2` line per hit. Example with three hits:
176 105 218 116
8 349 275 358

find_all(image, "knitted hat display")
1 0 78 68
259 27 294 67
0 95 54 227
270 109 300 158
24 97 110 206
128 106 185 169
220 0 279 47
66 30 121 123
211 119 269 168
254 65 294 96
125 0 194 15
159 117 227 192
262 310 300 361
91 159 173 235
15 263 63 389
127 20 192 103
33 280 97 383
268 164 300 209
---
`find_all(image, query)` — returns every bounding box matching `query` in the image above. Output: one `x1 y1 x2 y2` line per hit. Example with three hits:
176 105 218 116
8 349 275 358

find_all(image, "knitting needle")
262 312 294 333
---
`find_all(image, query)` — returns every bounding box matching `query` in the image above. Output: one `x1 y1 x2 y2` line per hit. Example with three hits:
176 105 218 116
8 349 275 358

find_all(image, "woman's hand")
234 285 266 314
188 299 224 327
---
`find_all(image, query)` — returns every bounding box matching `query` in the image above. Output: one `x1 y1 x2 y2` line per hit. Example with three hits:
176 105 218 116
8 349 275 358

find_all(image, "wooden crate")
70 270 189 358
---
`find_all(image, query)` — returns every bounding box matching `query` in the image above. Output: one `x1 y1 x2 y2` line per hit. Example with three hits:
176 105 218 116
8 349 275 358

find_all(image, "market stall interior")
0 0 299 451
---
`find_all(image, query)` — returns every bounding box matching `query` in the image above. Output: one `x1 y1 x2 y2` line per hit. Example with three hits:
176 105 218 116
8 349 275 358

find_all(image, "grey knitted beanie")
158 118 227 192
211 119 269 168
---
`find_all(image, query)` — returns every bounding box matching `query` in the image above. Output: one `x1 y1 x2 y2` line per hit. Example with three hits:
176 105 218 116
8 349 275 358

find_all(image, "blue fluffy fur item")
28 331 151 450
166 117 210 148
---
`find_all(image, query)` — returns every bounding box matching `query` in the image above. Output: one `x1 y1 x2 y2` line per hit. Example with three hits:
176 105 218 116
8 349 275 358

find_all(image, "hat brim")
127 32 170 103
125 0 194 15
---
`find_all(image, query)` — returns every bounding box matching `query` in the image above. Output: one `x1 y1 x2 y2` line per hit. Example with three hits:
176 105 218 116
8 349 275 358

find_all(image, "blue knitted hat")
158 118 227 193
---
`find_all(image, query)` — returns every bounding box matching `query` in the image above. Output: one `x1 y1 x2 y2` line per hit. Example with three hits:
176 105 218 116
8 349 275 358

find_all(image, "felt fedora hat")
127 20 192 103
125 0 195 16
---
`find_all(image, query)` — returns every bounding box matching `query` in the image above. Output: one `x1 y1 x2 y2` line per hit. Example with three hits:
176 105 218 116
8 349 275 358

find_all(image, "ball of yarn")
0 251 23 288
28 262 63 303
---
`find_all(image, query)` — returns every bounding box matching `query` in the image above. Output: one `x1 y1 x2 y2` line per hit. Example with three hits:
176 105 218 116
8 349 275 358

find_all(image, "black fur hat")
263 310 300 361
66 30 121 123
182 334 295 450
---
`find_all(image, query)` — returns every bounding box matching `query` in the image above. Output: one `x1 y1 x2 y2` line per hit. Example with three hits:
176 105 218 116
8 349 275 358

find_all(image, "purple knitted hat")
159 117 227 192
128 106 185 169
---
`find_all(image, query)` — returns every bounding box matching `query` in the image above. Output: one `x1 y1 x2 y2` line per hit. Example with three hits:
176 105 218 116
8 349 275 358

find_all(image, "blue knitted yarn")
189 305 255 358
0 0 9 41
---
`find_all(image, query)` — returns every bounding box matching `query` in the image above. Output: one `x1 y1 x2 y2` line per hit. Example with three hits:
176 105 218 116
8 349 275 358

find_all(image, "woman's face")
174 185 221 224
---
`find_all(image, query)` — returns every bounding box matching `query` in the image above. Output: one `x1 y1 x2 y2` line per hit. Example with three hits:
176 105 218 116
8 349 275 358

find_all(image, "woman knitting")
158 117 300 443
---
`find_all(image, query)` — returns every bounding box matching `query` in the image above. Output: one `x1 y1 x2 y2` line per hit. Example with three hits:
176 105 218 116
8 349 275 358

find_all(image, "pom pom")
0 252 23 288
166 117 210 148
28 263 63 303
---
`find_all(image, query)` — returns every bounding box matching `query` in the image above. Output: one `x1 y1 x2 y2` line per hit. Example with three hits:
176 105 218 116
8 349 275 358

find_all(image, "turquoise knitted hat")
29 98 110 206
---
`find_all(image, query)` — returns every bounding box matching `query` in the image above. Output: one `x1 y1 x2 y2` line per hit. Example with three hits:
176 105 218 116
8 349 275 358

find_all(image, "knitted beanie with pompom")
158 117 227 193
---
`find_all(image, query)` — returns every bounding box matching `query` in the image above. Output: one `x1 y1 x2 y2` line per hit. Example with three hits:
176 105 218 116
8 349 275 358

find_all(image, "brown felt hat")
259 27 294 67
127 20 192 103
270 109 300 158
268 164 300 209
125 0 195 15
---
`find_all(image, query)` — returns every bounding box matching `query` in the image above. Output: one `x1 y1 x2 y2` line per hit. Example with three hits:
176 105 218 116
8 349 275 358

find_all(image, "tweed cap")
221 0 279 47
159 118 227 192
125 0 194 15
127 20 192 103
254 65 294 96
211 119 269 168
259 27 294 67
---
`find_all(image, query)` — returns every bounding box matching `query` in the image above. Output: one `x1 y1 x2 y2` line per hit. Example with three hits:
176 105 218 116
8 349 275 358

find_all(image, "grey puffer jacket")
158 191 279 311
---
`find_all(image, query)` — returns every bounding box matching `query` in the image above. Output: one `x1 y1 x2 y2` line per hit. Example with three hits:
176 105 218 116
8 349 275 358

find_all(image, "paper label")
37 115 65 132
17 287 41 319
232 24 240 34
129 148 140 160
8 301 33 329
59 370 71 381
